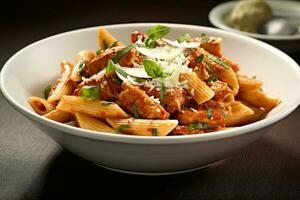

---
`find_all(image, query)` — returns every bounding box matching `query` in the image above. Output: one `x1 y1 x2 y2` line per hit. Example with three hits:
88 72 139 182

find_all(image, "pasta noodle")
98 27 124 50
180 72 215 104
225 102 254 126
106 118 178 136
28 25 279 136
28 97 55 115
70 50 96 82
237 73 263 91
43 110 74 123
75 112 114 132
238 89 279 111
56 95 130 119
47 61 74 103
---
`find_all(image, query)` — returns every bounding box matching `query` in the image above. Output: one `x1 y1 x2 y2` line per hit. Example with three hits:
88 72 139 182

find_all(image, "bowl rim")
209 0 300 41
1 22 300 144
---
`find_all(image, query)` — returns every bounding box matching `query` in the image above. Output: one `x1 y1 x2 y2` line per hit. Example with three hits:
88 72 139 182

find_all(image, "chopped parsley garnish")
44 85 51 99
107 40 118 49
77 60 86 75
112 44 135 63
105 60 116 75
160 81 166 102
177 33 191 43
188 122 212 133
151 128 158 136
200 33 210 42
143 60 164 78
132 104 140 118
195 54 204 63
96 49 102 55
207 53 229 69
207 75 218 82
145 25 171 48
252 75 257 79
80 85 99 100
115 124 130 133
101 101 114 106
205 66 218 82
207 107 213 119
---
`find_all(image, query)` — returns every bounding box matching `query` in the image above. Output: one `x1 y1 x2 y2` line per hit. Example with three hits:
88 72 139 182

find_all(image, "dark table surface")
1 0 300 199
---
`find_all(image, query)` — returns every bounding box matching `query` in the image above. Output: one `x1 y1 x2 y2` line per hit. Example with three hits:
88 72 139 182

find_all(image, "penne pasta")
225 102 254 126
70 50 96 82
200 36 223 57
180 72 215 104
237 73 263 91
28 25 280 136
75 112 114 132
43 109 74 123
47 61 75 103
198 48 239 94
235 101 267 125
56 95 129 118
238 89 280 111
28 97 55 115
98 27 124 50
216 67 239 95
106 118 178 136
64 120 77 127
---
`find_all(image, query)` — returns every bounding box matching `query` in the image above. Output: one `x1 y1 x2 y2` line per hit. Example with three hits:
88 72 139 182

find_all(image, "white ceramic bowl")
209 1 300 52
1 23 300 175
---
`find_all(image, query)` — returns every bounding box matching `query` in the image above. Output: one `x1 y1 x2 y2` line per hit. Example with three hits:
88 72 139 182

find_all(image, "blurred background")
1 0 299 68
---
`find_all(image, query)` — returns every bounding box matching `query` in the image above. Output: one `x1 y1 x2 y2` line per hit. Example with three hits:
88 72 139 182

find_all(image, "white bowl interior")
1 23 300 143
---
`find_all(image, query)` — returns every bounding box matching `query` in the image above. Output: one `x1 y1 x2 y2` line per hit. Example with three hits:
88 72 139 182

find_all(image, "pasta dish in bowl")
28 25 280 136
1 23 299 175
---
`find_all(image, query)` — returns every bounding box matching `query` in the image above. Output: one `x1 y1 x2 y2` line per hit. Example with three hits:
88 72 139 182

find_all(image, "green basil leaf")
105 60 116 75
96 49 102 55
160 81 166 102
112 77 122 84
252 75 257 79
188 122 212 133
207 107 213 119
145 38 156 48
147 25 171 40
207 53 229 69
115 124 130 133
132 104 140 118
44 85 51 99
151 128 158 136
101 101 114 106
207 75 218 82
112 44 135 63
205 66 218 82
80 85 99 100
143 60 164 78
195 54 204 63
177 33 191 43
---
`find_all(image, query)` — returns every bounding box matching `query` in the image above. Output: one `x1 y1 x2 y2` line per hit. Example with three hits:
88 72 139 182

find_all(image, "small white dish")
209 1 300 52
1 23 300 175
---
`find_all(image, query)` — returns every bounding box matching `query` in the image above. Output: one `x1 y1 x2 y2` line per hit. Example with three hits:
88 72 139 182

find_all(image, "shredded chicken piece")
86 46 136 76
119 83 170 119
